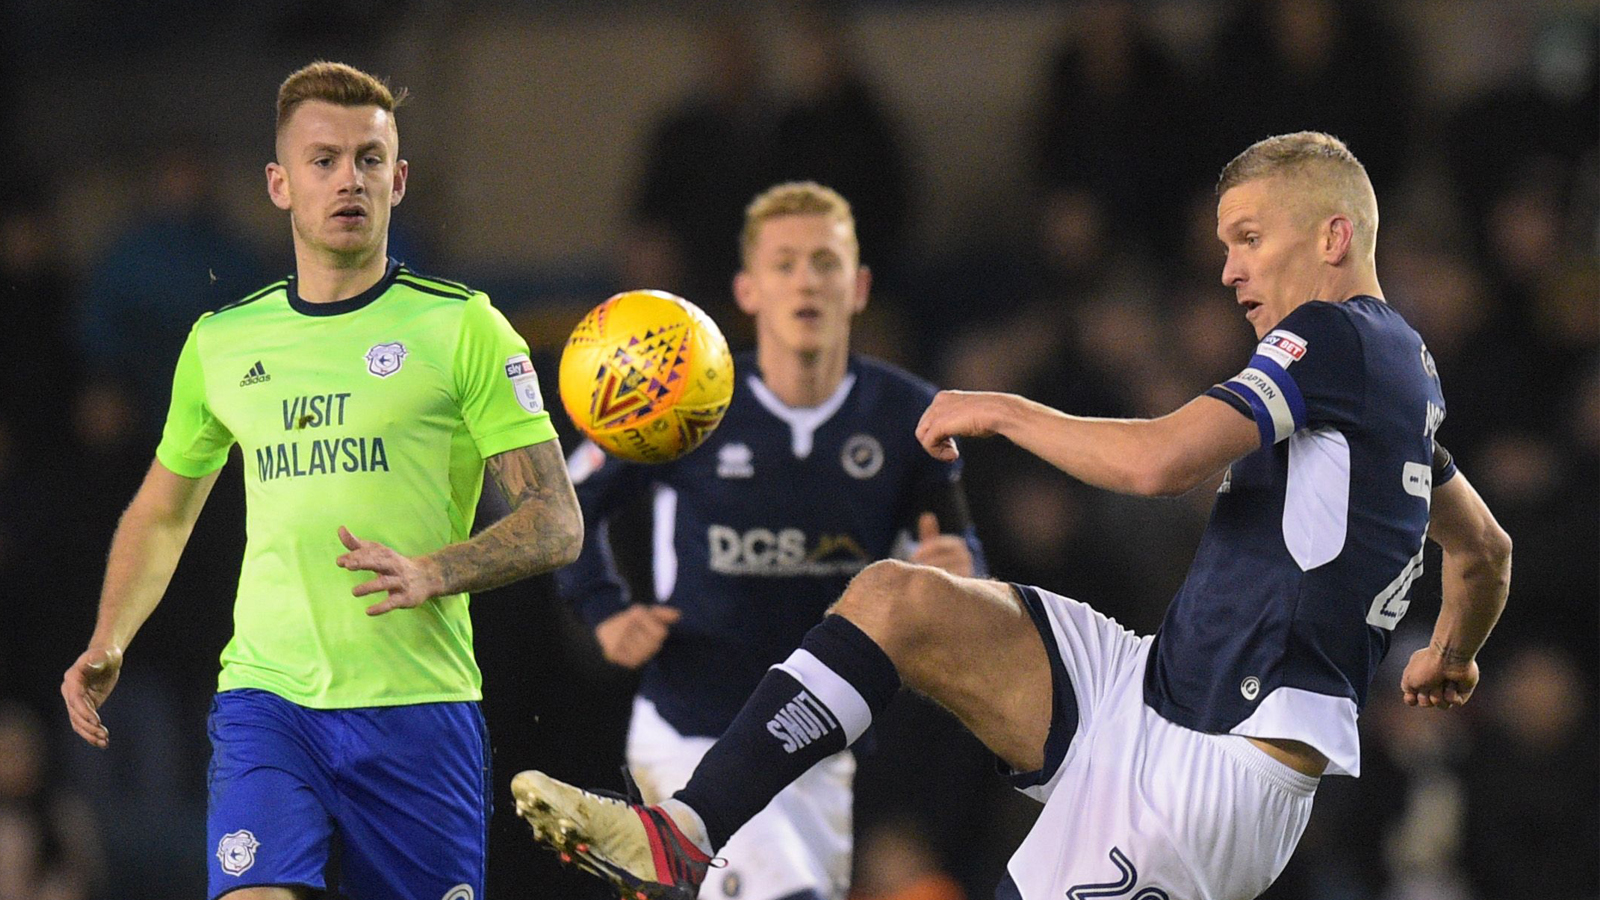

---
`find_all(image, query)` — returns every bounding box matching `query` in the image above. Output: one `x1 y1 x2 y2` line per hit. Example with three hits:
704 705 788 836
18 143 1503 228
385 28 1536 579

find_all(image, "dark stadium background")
0 2 1593 898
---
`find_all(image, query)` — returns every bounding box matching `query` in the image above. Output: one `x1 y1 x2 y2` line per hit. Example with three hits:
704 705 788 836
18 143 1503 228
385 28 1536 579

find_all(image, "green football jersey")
156 261 558 708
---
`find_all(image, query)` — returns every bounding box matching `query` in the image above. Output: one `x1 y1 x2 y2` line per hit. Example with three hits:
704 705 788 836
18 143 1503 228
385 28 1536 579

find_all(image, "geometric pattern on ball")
559 289 734 464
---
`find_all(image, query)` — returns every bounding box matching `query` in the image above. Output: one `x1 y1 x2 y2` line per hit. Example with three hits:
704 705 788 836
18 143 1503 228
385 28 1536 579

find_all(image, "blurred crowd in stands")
0 1 1593 898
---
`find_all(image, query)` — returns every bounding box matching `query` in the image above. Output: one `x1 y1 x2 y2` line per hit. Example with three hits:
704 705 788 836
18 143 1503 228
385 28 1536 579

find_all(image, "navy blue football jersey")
560 353 983 738
1144 297 1450 776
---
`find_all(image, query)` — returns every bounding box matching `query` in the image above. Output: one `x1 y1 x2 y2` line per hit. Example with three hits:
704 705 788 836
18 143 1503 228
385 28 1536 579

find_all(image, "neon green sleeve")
454 294 558 459
155 316 235 476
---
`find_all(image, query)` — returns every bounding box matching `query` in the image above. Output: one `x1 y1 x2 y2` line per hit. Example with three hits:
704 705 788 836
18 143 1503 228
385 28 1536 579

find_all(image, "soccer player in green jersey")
60 61 583 900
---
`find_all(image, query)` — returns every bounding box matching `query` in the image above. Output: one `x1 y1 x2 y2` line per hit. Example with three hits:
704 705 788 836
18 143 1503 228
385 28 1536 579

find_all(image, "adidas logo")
764 690 838 754
240 361 271 387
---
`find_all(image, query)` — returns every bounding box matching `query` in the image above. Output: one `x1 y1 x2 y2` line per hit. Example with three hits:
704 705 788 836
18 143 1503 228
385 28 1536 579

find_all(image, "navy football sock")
673 615 901 850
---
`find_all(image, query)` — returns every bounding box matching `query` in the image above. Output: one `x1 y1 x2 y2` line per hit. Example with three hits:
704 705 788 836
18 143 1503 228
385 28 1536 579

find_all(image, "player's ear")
390 158 408 207
266 162 292 211
851 264 871 315
1322 215 1354 266
733 269 759 316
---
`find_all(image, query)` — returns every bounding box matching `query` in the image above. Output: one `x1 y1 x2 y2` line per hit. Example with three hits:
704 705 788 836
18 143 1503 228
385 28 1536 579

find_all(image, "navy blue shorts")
206 689 489 900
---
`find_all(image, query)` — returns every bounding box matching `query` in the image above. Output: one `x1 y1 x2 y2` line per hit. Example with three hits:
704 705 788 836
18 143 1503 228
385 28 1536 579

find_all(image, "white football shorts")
627 695 854 900
1001 585 1319 900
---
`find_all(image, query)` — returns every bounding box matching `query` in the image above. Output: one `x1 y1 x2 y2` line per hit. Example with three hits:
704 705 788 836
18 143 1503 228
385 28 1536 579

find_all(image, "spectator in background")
1211 0 1415 192
939 189 1146 410
0 414 76 714
1470 427 1594 649
74 141 265 451
1445 10 1597 270
624 6 918 354
1567 358 1600 500
0 192 78 469
1462 643 1599 898
0 701 105 900
0 189 210 900
1382 244 1512 460
624 14 776 335
770 1 912 295
0 420 27 695
1033 0 1204 258
1471 161 1586 342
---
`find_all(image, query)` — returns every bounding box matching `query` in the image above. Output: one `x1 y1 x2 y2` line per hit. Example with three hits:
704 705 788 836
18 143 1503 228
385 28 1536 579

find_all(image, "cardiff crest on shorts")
216 829 260 876
366 341 408 377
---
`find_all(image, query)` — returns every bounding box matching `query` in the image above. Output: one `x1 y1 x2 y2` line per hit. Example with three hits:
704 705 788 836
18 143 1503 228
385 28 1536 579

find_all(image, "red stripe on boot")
651 806 712 866
634 806 675 878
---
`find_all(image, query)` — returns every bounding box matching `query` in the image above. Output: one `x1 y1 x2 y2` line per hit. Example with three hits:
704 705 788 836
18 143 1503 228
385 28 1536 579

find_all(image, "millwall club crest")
842 434 884 479
366 342 408 378
216 829 260 876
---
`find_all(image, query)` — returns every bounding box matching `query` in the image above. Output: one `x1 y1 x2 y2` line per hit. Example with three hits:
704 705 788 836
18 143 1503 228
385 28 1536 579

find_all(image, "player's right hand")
916 390 1011 462
62 646 123 749
1400 643 1479 710
595 605 682 669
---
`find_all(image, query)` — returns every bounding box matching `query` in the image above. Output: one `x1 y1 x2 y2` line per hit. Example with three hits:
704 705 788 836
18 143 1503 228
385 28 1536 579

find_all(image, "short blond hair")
276 61 407 137
1218 131 1379 258
740 182 858 266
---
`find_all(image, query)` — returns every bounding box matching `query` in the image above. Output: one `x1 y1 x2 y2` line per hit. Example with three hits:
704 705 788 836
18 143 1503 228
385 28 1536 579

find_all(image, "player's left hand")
916 390 1012 462
1400 643 1479 710
336 526 446 616
910 512 974 577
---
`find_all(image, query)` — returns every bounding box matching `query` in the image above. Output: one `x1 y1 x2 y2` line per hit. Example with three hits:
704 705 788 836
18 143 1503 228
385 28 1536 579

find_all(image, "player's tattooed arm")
338 440 582 615
439 440 584 592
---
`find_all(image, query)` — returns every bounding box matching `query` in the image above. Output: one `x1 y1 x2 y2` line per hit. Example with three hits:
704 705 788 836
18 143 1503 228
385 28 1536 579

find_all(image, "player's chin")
322 222 375 247
784 333 828 355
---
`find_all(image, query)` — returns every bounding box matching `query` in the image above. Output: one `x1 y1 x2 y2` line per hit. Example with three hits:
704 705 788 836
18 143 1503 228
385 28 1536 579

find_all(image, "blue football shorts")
206 688 489 900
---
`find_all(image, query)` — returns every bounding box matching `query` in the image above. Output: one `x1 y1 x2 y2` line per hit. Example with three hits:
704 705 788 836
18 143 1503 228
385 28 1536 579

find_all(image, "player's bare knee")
829 559 945 656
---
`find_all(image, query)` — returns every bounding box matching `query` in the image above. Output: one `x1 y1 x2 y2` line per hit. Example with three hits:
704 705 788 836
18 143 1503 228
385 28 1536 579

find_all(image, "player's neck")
293 241 391 304
756 343 849 408
1347 271 1384 302
1319 265 1384 305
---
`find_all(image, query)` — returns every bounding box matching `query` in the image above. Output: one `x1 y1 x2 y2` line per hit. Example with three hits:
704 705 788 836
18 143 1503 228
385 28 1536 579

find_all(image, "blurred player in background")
511 133 1512 900
538 182 982 900
60 61 582 900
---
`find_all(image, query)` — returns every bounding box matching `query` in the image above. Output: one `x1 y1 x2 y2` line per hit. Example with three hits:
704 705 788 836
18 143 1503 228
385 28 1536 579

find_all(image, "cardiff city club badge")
216 829 260 876
366 342 408 378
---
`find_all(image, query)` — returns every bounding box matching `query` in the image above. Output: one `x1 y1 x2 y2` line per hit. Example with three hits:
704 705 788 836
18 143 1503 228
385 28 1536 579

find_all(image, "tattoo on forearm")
1432 640 1475 666
431 441 582 594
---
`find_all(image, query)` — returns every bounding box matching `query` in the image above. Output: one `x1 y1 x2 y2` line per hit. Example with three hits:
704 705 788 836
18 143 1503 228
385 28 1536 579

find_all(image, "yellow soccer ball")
559 290 734 463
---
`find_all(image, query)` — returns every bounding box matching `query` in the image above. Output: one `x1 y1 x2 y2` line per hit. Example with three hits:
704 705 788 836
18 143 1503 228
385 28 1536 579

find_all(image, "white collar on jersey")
745 373 858 459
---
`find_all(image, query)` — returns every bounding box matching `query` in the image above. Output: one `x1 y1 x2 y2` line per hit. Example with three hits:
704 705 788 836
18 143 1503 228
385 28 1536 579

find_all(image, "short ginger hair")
740 182 859 266
1218 131 1379 259
275 61 407 138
